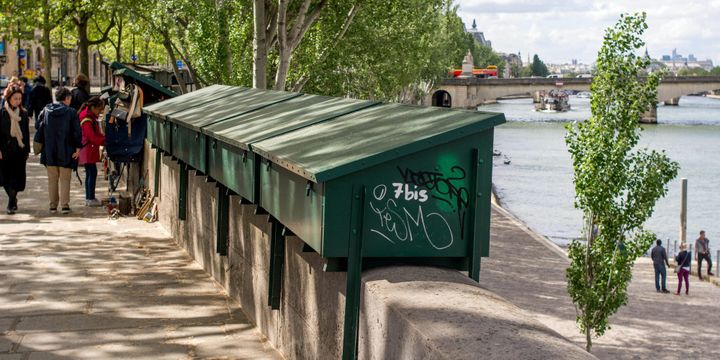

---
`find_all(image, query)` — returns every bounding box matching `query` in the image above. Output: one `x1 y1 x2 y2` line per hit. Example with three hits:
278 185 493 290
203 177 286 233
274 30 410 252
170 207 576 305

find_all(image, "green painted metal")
255 103 504 260
268 218 285 310
252 104 505 183
202 94 377 151
468 150 482 281
110 65 177 99
341 185 365 360
178 162 188 220
216 184 230 256
143 85 243 119
154 150 161 196
203 94 375 203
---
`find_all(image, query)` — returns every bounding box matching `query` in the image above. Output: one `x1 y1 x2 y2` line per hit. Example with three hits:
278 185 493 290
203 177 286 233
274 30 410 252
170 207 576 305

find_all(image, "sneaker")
6 208 15 215
61 207 71 214
49 208 57 214
85 199 102 207
662 289 670 293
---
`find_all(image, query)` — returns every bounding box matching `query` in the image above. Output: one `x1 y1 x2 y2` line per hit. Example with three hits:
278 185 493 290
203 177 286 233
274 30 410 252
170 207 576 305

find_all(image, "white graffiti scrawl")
369 183 454 250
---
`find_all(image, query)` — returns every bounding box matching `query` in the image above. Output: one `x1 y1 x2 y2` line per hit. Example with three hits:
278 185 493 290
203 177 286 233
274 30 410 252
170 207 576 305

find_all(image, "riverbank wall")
144 143 595 359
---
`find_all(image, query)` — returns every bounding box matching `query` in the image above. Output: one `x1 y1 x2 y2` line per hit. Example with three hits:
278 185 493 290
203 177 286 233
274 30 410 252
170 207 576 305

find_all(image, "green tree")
710 66 720 75
564 13 679 352
530 54 549 76
677 67 709 76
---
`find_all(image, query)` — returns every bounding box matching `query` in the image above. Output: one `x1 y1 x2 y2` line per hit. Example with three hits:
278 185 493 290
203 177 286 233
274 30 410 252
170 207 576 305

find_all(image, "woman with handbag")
0 85 31 214
78 97 106 207
675 243 692 295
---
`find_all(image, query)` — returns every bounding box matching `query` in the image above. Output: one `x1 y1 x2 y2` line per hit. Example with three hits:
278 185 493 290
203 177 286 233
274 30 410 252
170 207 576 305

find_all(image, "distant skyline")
456 1 720 65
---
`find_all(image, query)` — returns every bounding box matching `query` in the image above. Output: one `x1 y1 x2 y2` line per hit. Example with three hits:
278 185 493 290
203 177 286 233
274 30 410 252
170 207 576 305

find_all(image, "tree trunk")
584 213 595 353
586 327 592 352
116 18 123 62
41 16 52 81
162 35 187 94
216 0 233 82
253 0 267 89
77 17 90 77
274 0 289 90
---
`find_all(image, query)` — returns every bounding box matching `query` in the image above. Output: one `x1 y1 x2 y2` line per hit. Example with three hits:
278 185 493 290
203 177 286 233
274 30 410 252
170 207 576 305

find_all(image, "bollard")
673 240 677 258
679 178 687 246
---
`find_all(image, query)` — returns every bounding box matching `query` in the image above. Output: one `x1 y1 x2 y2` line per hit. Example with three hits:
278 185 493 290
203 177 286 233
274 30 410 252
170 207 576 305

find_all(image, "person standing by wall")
650 239 671 293
70 74 90 112
29 76 53 121
0 86 31 214
695 230 714 279
675 243 692 295
78 97 105 206
39 87 81 214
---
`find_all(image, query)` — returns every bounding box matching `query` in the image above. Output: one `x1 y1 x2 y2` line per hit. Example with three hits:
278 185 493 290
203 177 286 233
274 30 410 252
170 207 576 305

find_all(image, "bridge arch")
431 90 452 108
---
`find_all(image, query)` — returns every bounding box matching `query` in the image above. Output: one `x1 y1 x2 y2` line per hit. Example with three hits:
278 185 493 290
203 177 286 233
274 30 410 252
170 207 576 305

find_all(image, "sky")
455 0 720 65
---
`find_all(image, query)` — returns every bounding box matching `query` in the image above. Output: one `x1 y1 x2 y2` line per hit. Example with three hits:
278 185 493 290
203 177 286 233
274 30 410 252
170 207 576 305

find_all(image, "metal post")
342 186 365 360
673 240 677 258
716 250 719 277
154 150 161 197
178 162 188 220
267 217 285 309
468 149 483 281
216 185 229 256
680 178 687 246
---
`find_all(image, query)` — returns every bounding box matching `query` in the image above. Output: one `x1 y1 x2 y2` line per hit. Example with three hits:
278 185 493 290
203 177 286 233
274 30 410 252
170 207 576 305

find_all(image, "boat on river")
535 89 571 112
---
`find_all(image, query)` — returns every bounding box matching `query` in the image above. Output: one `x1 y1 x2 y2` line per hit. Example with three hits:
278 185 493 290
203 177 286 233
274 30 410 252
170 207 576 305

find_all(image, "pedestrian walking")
675 243 692 295
70 74 90 112
29 76 53 121
78 97 105 207
695 230 714 279
19 76 32 110
0 85 30 214
37 87 82 214
650 239 671 293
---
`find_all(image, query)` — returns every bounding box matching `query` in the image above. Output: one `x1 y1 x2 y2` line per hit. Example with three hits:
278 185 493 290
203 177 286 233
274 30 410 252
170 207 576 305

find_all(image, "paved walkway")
482 205 720 359
0 156 282 360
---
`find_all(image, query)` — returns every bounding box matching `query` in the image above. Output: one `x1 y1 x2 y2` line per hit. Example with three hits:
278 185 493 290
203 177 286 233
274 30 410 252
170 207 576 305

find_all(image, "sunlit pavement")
0 154 280 360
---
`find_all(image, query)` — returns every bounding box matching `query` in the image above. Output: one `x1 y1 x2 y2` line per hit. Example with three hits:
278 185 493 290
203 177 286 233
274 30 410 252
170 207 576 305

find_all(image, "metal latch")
306 181 313 197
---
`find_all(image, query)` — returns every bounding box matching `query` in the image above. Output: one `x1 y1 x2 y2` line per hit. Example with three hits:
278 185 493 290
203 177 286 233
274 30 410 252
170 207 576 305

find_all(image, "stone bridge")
428 76 720 122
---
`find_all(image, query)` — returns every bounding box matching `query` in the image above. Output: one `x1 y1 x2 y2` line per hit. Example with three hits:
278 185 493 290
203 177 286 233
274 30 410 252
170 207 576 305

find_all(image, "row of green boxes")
145 84 504 264
144 85 505 359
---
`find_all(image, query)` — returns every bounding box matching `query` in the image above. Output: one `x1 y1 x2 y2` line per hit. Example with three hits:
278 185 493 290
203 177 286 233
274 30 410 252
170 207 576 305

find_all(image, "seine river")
483 96 720 250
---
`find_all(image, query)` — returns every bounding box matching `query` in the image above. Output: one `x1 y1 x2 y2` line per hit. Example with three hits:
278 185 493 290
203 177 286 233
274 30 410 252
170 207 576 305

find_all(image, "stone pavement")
482 205 720 360
0 155 282 360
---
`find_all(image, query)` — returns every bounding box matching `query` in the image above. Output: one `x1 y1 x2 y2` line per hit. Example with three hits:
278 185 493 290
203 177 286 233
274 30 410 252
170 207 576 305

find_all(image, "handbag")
32 110 48 155
675 252 688 273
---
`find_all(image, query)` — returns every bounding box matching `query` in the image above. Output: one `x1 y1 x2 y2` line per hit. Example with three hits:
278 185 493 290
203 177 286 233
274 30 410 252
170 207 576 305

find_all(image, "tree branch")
88 14 116 45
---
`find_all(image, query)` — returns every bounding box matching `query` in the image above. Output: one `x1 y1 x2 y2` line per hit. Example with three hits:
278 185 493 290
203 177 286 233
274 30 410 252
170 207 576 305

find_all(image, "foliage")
530 54 549 77
677 67 709 76
564 13 679 352
711 66 720 76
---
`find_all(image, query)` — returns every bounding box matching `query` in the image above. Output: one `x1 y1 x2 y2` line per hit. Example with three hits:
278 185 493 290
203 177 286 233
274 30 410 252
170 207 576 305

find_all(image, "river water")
483 96 720 250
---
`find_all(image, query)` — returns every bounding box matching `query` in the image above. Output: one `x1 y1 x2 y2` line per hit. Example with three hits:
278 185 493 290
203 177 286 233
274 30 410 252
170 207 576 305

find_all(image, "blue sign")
0 42 5 55
176 60 183 70
17 49 26 58
131 54 137 62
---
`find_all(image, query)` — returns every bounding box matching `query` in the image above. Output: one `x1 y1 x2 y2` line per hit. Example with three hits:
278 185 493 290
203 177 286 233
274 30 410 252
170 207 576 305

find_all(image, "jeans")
654 264 667 291
698 252 713 275
677 268 690 294
84 164 98 200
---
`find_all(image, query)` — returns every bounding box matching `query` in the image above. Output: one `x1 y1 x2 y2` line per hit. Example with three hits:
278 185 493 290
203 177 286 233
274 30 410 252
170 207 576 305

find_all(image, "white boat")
535 89 571 112
576 91 591 99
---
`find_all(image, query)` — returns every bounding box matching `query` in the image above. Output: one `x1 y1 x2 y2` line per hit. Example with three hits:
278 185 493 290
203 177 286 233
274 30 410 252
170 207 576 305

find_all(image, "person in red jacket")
78 97 105 207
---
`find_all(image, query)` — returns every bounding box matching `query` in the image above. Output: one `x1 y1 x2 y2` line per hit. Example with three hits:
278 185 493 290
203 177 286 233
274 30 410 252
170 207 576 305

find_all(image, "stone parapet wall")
144 142 595 360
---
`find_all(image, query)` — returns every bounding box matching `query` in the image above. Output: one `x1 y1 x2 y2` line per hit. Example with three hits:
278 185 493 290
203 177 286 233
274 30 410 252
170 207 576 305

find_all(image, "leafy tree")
530 54 549 77
564 13 679 352
710 66 720 75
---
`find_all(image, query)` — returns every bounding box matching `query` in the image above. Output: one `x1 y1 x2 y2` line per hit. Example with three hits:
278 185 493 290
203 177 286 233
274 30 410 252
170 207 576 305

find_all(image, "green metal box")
252 103 505 265
145 85 243 153
165 88 300 173
202 94 377 201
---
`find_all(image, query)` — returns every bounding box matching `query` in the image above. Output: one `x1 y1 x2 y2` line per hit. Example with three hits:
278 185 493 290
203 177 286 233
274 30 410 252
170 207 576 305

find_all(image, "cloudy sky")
456 1 720 65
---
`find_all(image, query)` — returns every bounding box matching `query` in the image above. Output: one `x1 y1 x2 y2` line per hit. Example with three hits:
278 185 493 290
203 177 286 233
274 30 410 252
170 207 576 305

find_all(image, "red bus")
449 65 498 78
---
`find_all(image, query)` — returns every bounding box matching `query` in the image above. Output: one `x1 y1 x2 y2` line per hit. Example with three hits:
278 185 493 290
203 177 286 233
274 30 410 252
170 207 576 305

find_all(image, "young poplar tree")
564 13 679 352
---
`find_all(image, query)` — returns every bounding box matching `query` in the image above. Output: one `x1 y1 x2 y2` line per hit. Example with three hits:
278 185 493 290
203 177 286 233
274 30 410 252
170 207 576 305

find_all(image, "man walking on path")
695 230 714 279
38 87 82 214
651 239 671 293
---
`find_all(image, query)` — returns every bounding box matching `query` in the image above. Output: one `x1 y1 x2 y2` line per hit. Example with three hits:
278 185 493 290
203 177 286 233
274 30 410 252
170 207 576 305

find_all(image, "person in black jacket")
70 73 90 111
29 76 53 120
0 85 31 214
38 87 81 214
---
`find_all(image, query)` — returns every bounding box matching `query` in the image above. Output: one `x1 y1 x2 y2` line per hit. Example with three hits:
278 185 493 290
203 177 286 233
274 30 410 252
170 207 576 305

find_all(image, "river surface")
483 96 720 249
